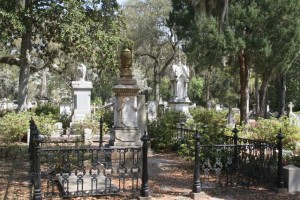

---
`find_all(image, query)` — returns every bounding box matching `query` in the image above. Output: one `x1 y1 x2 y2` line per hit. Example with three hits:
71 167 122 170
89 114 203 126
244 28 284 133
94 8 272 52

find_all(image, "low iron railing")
166 124 282 190
192 126 284 192
29 118 150 200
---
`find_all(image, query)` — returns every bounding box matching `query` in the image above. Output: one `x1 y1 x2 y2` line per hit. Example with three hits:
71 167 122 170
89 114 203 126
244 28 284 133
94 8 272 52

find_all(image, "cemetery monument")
169 61 191 115
71 63 93 122
109 44 142 146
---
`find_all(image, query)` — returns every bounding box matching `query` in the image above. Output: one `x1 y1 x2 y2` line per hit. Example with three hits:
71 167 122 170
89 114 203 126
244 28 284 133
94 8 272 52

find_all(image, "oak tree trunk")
278 73 286 117
17 0 32 112
239 50 249 125
258 73 272 118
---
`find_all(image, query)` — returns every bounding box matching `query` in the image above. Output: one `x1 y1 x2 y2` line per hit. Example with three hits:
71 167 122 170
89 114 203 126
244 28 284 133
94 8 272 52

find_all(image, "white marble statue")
77 63 87 81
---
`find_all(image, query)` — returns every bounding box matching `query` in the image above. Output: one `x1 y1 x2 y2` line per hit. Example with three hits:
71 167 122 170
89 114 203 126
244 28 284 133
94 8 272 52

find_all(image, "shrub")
189 108 228 144
246 116 300 150
148 109 186 152
0 112 29 144
71 119 100 136
34 103 59 120
0 112 56 144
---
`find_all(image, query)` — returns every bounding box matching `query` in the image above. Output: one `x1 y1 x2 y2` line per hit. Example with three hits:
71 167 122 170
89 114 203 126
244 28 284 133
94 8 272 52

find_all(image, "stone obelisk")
109 44 142 147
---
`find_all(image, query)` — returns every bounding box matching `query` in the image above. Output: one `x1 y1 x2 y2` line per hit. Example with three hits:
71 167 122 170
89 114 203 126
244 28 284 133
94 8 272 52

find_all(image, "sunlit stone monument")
72 63 93 122
168 61 191 115
109 44 142 147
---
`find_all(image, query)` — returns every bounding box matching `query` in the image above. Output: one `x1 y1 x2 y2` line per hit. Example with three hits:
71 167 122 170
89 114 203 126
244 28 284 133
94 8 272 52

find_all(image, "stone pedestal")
168 101 191 114
109 78 142 147
72 81 92 122
283 165 300 193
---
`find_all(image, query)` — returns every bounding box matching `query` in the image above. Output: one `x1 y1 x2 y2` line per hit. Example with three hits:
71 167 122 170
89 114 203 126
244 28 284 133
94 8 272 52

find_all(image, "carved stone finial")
120 43 133 77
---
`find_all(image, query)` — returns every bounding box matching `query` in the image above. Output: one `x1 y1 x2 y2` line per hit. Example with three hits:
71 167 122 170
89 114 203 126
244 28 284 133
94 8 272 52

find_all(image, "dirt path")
0 146 32 200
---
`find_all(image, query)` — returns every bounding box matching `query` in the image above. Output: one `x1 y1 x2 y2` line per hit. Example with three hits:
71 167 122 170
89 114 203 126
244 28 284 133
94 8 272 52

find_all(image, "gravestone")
52 122 63 136
168 61 191 115
283 165 300 193
147 101 157 122
227 108 236 127
215 104 222 111
109 44 142 147
71 63 93 122
60 102 72 116
288 102 300 127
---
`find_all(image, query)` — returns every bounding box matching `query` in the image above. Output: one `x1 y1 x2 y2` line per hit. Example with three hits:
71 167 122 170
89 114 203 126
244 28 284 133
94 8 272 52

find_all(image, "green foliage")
0 112 56 144
188 77 204 104
240 117 300 150
101 109 114 129
148 109 186 152
34 114 57 136
71 119 99 137
60 112 71 130
189 108 227 144
34 103 59 120
0 144 22 158
0 112 29 143
159 77 171 101
0 0 124 110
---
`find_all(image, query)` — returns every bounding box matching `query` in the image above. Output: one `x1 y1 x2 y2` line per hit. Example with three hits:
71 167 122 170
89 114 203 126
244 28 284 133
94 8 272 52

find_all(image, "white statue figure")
77 63 87 81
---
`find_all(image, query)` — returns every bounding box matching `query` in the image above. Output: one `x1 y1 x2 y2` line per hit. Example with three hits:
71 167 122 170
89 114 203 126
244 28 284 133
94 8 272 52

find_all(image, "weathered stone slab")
57 173 118 194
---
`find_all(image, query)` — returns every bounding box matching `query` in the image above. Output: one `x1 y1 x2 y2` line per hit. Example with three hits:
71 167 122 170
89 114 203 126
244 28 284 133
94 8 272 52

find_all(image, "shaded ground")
1 145 300 200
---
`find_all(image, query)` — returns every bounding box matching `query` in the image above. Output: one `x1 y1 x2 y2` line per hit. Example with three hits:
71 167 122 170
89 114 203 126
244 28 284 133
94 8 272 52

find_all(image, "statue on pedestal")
77 63 87 81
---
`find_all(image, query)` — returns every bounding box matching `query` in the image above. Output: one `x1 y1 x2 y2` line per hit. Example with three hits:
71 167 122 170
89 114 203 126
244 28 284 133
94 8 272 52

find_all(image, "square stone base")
110 128 142 147
138 196 152 200
190 191 209 200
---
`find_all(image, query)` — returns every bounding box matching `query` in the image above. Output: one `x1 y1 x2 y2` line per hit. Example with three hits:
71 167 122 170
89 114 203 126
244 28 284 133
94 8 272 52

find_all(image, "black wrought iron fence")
162 123 284 190
192 127 285 193
29 119 150 200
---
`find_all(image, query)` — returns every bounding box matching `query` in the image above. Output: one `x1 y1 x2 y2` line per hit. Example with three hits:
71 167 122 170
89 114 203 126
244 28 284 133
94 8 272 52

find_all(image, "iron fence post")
33 128 42 199
193 129 201 193
29 117 34 158
99 117 103 147
276 129 285 188
179 121 185 144
232 125 239 167
141 131 150 197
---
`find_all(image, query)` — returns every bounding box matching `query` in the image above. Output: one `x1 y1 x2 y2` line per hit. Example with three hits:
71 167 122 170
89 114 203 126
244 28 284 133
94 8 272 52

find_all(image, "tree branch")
134 52 157 60
0 56 20 66
158 40 180 77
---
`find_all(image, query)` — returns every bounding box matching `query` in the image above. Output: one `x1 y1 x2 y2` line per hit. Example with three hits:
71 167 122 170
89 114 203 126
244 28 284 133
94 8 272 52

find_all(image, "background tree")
0 0 124 111
169 0 300 124
122 0 179 103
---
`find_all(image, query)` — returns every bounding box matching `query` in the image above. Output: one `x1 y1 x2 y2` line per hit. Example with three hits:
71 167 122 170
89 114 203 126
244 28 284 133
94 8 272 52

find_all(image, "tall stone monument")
72 63 93 122
109 44 142 147
168 61 191 115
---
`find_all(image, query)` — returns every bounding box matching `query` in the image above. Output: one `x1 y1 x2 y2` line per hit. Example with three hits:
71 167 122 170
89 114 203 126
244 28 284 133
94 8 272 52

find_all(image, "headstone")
147 101 157 122
60 102 72 116
216 104 222 111
283 165 300 193
54 122 63 130
288 102 294 114
110 44 142 147
252 104 256 115
84 128 92 140
288 102 300 127
227 108 236 127
137 95 147 134
71 63 93 122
